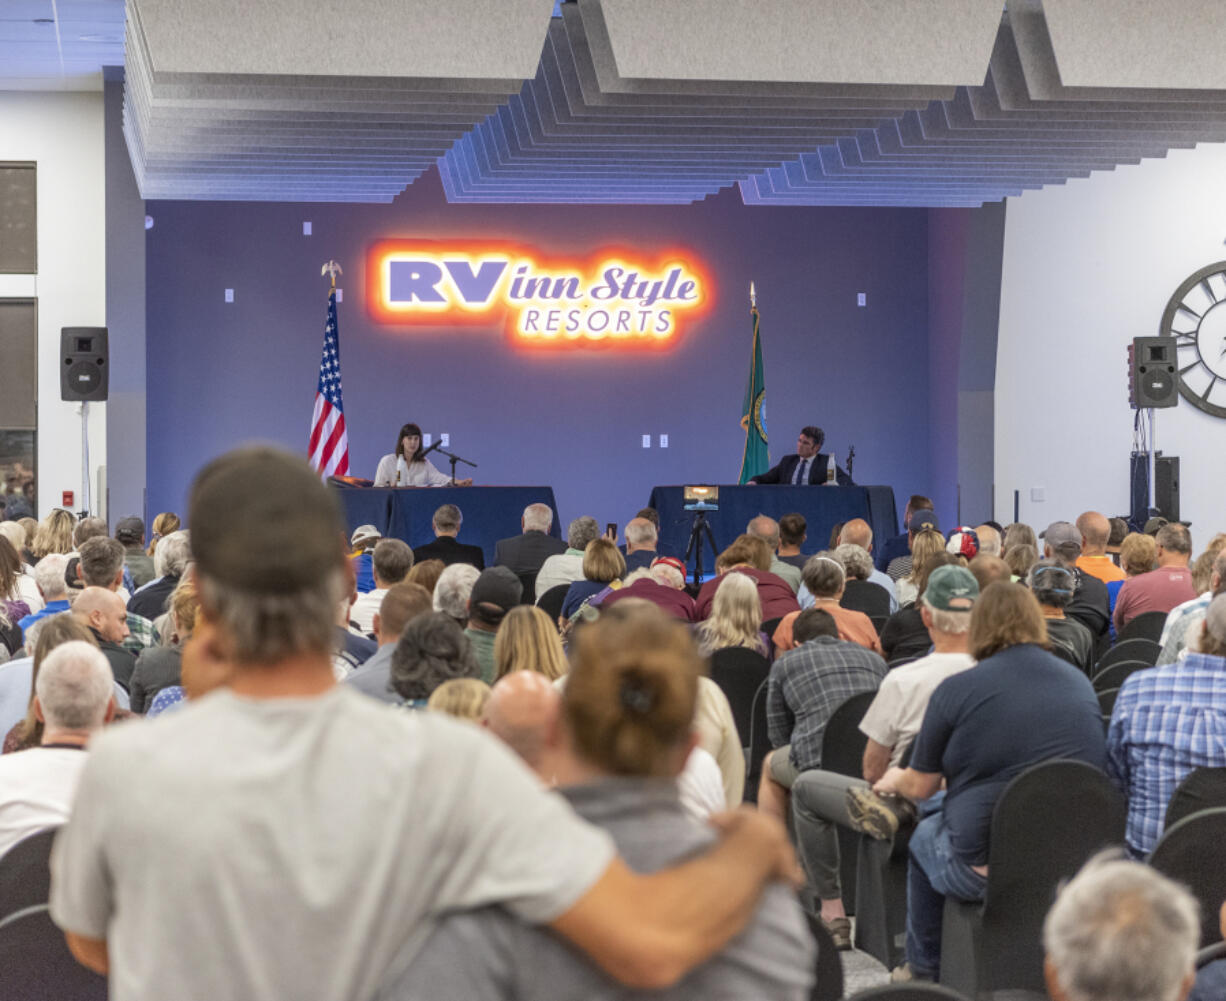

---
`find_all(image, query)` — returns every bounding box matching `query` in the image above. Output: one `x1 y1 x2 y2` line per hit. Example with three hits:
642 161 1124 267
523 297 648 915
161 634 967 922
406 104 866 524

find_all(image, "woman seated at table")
374 422 471 487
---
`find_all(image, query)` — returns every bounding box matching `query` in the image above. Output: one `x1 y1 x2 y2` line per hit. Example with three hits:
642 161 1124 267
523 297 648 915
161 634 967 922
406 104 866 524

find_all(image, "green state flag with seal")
738 291 769 483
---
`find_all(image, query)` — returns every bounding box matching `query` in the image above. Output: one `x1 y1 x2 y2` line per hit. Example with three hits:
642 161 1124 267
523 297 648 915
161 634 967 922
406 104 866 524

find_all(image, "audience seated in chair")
759 606 886 946
0 641 114 858
464 567 522 683
1029 559 1095 675
747 515 804 594
871 581 1105 983
1157 549 1226 666
395 601 816 1001
48 447 801 999
1107 593 1226 857
790 565 980 948
411 503 485 570
773 553 880 654
695 535 801 625
349 538 414 635
535 516 600 600
493 502 567 578
344 582 434 705
1114 523 1197 636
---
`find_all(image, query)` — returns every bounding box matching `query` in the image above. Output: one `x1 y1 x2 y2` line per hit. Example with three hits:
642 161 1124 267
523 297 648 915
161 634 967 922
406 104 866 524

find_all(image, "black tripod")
684 510 719 589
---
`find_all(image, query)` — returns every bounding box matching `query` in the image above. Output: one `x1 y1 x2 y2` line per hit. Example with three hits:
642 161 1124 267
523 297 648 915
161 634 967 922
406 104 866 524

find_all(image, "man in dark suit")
412 504 485 569
749 426 851 486
493 502 567 575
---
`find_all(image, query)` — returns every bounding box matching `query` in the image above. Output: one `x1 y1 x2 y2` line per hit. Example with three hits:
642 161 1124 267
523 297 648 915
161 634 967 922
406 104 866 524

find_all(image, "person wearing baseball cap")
49 446 803 999
791 563 981 948
466 566 523 683
871 580 1105 982
1041 521 1111 644
349 524 382 594
945 527 979 562
599 556 697 622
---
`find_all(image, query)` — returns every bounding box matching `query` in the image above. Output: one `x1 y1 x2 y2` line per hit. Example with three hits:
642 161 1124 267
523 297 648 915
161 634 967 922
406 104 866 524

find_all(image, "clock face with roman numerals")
1160 261 1226 418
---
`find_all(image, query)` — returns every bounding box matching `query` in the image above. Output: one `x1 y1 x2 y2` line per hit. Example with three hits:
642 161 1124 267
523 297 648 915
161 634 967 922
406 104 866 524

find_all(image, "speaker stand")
79 401 91 517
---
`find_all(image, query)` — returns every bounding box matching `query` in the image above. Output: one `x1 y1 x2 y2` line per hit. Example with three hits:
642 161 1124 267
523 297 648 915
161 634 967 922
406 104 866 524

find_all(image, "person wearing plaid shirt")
761 608 885 945
1107 593 1226 857
1156 550 1225 666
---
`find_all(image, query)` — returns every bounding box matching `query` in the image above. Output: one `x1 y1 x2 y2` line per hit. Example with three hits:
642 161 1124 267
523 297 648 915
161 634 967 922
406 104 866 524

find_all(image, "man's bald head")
838 518 873 552
482 671 561 776
624 517 657 552
1076 511 1111 555
747 515 780 551
974 524 1001 557
73 586 129 645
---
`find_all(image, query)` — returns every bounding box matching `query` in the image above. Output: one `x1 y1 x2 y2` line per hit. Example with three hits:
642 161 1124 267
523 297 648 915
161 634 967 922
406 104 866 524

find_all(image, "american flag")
308 288 350 477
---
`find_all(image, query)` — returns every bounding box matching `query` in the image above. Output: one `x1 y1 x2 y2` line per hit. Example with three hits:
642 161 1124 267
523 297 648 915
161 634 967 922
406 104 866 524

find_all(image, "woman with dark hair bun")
389 611 480 706
373 422 471 487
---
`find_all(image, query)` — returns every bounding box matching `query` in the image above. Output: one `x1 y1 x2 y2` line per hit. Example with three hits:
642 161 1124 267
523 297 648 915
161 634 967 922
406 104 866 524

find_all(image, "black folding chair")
514 571 537 605
1091 659 1150 693
1094 637 1161 674
743 678 772 805
1097 686 1121 719
1150 807 1226 946
1166 767 1226 832
0 827 58 921
940 760 1126 996
1118 610 1170 644
0 904 107 999
709 646 772 752
842 580 892 621
819 690 877 915
804 909 844 1001
535 584 570 623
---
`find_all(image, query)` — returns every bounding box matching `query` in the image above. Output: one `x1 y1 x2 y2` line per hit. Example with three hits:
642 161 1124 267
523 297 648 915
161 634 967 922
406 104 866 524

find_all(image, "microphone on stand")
421 440 443 457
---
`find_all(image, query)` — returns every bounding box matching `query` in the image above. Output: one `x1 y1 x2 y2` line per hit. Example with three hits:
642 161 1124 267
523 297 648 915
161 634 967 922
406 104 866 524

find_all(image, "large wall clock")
1160 261 1226 418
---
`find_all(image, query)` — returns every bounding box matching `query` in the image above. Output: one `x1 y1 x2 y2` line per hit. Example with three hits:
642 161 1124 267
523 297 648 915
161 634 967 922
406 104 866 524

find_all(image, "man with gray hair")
1043 853 1198 1001
747 515 803 594
1114 522 1197 634
789 566 979 946
494 503 566 577
622 517 661 574
434 561 481 627
50 445 800 1000
72 517 109 551
836 519 899 611
0 640 114 857
350 538 415 635
1157 548 1226 665
127 529 191 621
412 504 485 570
535 515 600 598
17 553 72 639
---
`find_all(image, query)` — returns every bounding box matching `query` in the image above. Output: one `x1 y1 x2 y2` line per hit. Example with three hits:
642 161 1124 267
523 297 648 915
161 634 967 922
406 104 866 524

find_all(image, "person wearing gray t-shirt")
393 601 815 1001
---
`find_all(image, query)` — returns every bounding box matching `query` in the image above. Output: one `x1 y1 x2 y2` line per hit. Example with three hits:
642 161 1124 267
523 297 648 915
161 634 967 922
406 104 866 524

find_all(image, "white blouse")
373 453 452 487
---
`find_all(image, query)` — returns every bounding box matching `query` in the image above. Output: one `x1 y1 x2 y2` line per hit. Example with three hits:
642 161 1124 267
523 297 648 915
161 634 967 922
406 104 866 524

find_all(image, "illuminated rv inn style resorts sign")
367 241 710 344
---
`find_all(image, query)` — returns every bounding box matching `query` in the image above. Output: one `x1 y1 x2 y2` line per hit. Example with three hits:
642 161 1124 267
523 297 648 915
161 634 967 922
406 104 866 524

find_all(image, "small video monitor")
683 485 719 511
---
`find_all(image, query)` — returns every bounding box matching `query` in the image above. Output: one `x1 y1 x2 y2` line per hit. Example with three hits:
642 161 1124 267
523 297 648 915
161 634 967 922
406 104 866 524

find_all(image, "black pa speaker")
1155 454 1180 522
60 327 108 402
1129 336 1178 409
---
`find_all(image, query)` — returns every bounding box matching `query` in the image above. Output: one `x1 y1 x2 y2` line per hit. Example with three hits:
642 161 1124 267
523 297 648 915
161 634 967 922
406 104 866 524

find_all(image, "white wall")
997 143 1226 541
0 92 108 518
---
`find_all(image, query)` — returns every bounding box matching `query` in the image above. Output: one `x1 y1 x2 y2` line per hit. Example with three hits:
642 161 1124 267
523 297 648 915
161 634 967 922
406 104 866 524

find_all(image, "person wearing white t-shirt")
0 640 114 859
373 421 471 487
50 447 798 1001
348 538 414 635
789 565 980 945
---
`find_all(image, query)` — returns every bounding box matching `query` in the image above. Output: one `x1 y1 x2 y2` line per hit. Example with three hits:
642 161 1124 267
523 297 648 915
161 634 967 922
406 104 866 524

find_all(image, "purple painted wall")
146 169 936 536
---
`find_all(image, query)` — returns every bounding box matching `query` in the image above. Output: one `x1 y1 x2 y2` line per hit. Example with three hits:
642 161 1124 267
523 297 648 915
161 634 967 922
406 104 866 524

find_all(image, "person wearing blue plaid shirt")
1107 592 1226 857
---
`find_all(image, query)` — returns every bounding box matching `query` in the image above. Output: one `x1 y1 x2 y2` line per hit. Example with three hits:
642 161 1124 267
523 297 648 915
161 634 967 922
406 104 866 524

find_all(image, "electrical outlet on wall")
440 433 450 447
659 434 669 448
224 288 234 303
641 435 651 448
1030 486 1046 503
303 221 312 235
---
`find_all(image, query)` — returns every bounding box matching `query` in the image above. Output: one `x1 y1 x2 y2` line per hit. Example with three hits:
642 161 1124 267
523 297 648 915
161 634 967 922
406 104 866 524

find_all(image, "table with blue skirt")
331 485 562 568
647 484 898 572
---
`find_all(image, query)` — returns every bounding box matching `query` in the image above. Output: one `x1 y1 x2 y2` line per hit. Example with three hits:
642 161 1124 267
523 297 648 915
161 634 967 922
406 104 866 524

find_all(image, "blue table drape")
647 484 898 570
332 485 562 567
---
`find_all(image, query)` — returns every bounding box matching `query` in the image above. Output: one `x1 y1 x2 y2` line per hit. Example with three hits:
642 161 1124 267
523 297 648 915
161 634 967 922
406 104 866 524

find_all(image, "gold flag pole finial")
749 281 757 309
321 260 343 289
